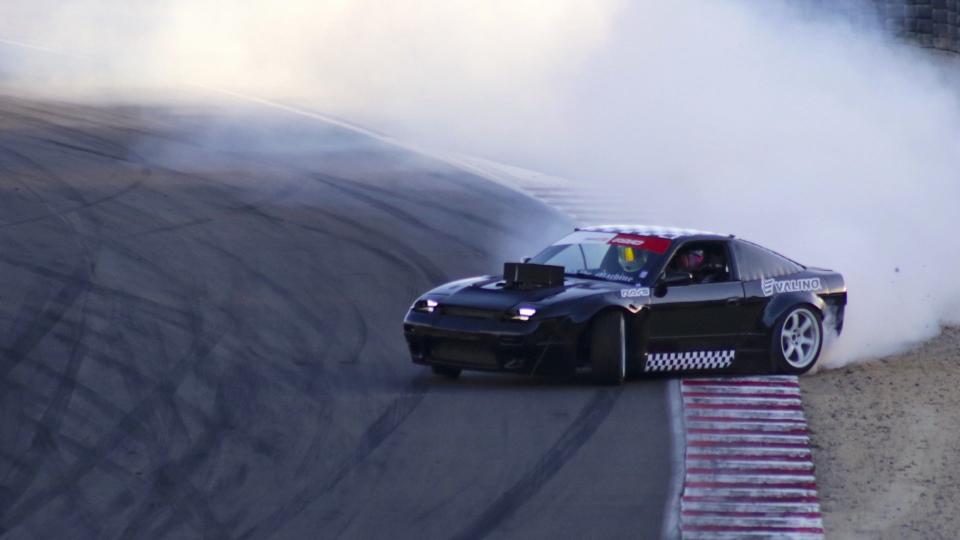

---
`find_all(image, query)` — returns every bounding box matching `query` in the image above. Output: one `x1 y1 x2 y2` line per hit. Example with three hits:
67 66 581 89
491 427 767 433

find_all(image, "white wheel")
775 307 822 372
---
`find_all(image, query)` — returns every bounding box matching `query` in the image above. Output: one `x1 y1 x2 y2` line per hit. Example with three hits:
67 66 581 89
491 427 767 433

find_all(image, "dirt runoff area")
801 327 960 539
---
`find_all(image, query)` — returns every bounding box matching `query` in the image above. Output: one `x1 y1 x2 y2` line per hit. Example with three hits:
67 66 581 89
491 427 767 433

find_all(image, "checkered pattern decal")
578 224 718 239
644 350 734 372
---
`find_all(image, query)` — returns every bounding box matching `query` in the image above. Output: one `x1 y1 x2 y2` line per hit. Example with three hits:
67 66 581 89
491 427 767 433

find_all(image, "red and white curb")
679 376 823 539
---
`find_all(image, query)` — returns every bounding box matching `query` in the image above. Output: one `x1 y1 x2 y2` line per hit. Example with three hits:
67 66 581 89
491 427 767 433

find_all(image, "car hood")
426 275 628 312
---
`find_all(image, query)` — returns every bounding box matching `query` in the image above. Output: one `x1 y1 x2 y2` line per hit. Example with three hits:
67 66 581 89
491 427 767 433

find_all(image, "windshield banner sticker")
554 231 672 255
620 287 650 298
761 277 822 297
554 231 616 245
609 234 671 254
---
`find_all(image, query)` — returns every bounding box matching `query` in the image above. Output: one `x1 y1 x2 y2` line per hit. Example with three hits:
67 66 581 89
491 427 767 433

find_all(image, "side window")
733 240 804 281
664 241 731 285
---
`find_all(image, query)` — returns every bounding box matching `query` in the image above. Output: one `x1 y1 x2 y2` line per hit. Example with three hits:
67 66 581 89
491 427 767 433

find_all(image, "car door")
643 240 745 371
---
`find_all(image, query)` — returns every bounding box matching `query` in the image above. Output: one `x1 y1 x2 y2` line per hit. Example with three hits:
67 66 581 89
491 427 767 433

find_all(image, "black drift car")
403 225 846 384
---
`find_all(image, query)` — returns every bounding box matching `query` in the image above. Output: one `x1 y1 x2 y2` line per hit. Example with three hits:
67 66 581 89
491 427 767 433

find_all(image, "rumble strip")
679 376 824 539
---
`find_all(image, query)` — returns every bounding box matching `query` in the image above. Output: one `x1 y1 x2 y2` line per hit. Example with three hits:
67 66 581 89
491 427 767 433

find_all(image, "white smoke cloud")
522 1 960 366
1 0 958 366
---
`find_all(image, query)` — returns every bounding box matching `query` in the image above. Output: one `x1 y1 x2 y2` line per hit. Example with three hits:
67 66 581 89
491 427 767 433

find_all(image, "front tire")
771 306 823 374
591 310 626 385
431 365 461 378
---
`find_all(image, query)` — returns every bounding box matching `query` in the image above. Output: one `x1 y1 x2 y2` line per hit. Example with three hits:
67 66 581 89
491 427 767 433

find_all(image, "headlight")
510 306 537 321
412 298 439 313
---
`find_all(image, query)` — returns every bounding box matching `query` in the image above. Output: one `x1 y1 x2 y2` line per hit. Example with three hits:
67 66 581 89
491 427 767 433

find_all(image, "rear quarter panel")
737 269 846 369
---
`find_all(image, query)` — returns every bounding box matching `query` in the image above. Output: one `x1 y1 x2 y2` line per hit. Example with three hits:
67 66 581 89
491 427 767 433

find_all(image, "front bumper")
403 311 577 374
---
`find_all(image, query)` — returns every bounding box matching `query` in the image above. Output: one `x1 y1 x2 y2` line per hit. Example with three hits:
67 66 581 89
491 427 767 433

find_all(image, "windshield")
528 231 671 284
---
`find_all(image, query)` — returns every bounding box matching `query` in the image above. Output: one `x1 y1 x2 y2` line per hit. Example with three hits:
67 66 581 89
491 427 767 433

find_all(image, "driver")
617 246 645 273
672 248 704 273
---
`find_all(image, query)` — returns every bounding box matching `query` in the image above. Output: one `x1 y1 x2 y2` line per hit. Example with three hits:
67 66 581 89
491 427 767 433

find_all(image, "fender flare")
761 292 826 332
560 292 645 326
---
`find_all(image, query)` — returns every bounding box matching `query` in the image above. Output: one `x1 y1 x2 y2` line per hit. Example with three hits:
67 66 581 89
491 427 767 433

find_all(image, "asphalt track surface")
0 93 677 539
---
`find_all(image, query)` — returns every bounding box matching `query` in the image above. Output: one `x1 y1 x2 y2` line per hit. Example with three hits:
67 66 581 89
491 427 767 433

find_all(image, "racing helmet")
676 249 704 272
617 246 644 272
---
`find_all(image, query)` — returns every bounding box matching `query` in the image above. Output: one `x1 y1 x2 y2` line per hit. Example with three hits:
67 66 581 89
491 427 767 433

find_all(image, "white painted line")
682 386 802 396
687 439 811 448
0 37 93 61
683 397 803 407
687 433 810 444
686 409 808 421
686 473 817 484
683 531 823 540
685 421 808 432
684 487 819 498
687 376 800 383
662 377 686 540
686 460 815 471
682 389 801 397
682 501 823 514
682 515 823 528
687 450 812 459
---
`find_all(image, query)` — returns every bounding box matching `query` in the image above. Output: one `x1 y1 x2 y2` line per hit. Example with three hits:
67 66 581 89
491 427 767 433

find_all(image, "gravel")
802 327 960 539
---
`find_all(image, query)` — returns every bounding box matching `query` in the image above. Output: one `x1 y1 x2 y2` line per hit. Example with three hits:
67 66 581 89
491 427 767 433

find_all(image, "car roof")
576 224 731 241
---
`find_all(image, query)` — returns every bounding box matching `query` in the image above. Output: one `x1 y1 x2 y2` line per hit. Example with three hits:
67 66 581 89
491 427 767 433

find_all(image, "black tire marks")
451 388 623 540
0 263 90 380
0 133 103 534
0 94 675 540
0 310 229 535
0 111 236 537
238 379 428 540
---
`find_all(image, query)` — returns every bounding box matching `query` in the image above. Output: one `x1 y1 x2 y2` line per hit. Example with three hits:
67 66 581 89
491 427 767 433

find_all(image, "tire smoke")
2 0 958 366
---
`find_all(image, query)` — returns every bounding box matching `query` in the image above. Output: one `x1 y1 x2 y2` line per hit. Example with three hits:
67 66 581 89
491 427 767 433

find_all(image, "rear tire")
591 310 626 385
771 306 823 374
431 365 462 378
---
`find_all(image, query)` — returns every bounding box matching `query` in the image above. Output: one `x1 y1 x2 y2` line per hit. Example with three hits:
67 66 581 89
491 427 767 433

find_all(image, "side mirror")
521 256 532 263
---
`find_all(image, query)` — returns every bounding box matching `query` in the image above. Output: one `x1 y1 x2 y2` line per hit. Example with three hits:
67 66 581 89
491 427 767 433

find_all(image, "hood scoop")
502 262 564 290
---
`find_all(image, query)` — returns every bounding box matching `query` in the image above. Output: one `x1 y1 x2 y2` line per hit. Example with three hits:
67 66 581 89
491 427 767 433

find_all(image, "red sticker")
609 234 671 254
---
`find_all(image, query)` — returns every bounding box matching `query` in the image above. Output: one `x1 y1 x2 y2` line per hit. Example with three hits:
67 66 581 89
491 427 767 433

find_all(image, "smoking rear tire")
771 306 823 374
431 365 461 378
591 310 626 385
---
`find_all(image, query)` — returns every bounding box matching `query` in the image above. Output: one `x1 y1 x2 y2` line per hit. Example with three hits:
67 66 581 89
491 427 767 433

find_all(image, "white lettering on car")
613 237 645 246
589 270 634 283
761 277 822 297
620 287 650 298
